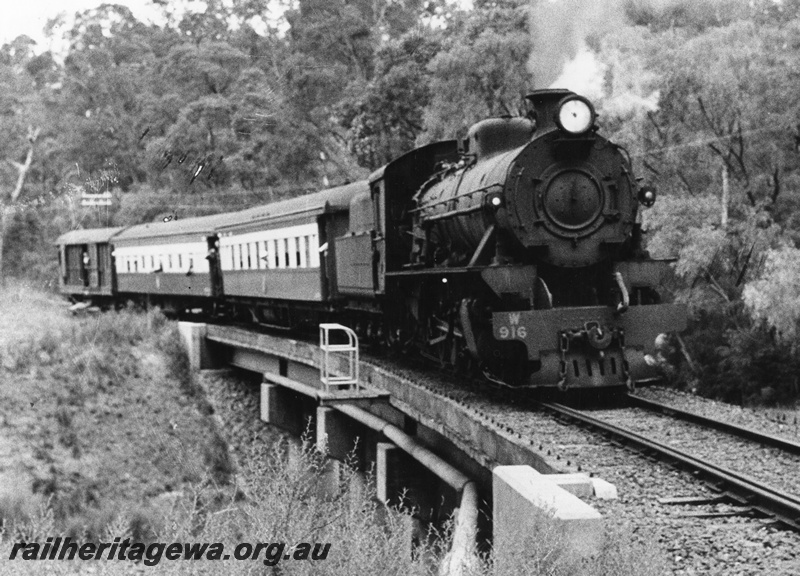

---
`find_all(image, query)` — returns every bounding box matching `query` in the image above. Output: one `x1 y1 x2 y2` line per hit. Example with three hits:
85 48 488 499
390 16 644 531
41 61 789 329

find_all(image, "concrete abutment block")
177 322 219 370
591 477 618 499
493 465 604 570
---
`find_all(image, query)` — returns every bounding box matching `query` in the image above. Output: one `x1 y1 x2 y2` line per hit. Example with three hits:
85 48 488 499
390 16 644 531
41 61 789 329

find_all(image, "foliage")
338 31 442 168
421 0 531 142
743 245 800 346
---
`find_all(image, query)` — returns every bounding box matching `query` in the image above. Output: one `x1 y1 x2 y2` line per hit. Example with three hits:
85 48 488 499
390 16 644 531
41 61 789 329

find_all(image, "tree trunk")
0 125 40 286
675 333 700 376
0 205 7 288
721 164 729 229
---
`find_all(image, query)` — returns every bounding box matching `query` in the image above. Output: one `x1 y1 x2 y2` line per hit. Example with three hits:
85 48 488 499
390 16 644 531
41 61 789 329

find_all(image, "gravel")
588 404 800 497
635 386 800 441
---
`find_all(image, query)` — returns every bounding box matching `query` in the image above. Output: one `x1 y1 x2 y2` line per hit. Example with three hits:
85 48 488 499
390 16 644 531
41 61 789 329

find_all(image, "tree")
743 245 800 348
0 40 47 285
420 0 531 141
0 125 41 285
338 32 441 168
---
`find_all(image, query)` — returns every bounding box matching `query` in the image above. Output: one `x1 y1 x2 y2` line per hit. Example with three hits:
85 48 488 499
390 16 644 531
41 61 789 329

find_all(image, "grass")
486 509 668 576
0 285 232 541
0 439 442 575
0 454 668 575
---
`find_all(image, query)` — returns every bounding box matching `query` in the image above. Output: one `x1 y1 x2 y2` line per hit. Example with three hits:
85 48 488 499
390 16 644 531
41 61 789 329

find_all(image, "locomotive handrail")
613 271 629 314
422 204 483 223
410 183 502 213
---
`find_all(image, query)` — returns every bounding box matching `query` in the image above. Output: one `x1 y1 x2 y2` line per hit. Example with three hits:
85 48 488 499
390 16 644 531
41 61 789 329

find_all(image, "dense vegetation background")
2 0 800 404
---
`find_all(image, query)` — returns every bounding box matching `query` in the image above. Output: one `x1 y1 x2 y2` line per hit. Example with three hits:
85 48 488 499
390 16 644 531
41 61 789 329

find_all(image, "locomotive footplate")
492 303 687 388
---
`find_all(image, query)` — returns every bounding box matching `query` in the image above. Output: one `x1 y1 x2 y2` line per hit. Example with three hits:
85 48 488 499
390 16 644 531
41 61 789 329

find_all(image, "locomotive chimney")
525 88 575 133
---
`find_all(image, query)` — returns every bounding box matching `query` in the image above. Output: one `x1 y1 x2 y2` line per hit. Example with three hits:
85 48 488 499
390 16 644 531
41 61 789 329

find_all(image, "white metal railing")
319 323 360 392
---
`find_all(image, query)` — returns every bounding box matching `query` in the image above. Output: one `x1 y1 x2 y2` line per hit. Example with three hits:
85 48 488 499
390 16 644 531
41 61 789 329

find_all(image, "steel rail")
628 394 800 455
541 402 800 531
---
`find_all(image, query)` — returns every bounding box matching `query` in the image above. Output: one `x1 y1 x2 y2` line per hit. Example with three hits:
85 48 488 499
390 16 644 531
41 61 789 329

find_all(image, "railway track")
627 393 800 455
540 401 800 532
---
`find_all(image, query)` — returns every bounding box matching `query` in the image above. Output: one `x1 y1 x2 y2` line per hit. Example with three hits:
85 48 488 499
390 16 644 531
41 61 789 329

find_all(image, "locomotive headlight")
556 97 596 135
486 193 504 209
638 186 657 208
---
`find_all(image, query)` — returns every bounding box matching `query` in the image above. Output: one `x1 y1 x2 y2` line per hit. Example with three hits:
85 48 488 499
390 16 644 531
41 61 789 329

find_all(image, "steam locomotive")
57 89 686 390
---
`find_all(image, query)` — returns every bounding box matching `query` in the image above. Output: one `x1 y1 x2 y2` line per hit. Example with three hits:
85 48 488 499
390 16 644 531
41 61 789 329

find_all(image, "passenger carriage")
215 181 368 327
56 227 124 304
111 212 241 311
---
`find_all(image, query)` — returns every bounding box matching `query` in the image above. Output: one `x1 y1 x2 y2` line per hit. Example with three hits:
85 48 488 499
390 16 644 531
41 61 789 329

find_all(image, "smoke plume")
528 0 740 116
528 0 622 92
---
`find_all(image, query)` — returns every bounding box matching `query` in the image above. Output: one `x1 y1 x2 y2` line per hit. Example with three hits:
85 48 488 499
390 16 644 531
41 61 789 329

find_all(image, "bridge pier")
376 442 400 504
260 383 303 435
316 406 360 460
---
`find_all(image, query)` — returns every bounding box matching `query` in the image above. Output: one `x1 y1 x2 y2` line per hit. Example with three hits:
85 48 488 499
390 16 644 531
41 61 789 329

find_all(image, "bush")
679 306 800 406
158 323 195 395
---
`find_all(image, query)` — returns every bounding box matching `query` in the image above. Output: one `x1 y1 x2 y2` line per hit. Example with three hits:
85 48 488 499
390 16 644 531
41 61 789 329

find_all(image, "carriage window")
238 244 244 269
275 238 283 268
304 236 311 268
298 236 306 268
283 239 290 268
178 254 182 269
261 241 268 269
310 234 320 268
127 258 131 272
291 238 296 268
168 254 173 270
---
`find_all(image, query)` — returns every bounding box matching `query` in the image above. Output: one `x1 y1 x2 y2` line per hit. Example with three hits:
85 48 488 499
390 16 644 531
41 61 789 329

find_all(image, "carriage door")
207 235 224 297
79 244 90 287
88 244 100 288
371 180 386 294
97 243 110 289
